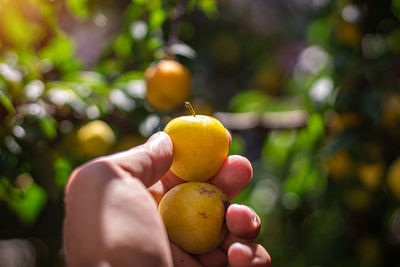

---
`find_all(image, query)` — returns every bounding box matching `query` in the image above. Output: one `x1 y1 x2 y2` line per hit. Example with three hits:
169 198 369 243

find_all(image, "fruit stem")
185 101 196 117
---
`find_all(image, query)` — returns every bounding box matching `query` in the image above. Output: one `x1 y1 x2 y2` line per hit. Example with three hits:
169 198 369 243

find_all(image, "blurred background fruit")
76 120 116 158
145 60 191 112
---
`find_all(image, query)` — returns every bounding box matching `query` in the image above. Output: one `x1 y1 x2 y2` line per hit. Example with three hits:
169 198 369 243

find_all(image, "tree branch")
165 0 189 57
214 110 308 131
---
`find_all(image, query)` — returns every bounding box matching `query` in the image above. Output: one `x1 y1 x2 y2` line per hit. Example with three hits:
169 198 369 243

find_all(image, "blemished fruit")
145 60 191 111
164 103 229 181
76 120 116 157
158 182 228 254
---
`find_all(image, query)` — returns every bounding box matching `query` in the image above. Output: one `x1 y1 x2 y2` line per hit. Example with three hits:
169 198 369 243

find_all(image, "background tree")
0 0 400 266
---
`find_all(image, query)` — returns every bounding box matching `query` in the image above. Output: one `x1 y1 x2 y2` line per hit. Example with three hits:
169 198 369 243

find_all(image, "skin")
64 131 271 267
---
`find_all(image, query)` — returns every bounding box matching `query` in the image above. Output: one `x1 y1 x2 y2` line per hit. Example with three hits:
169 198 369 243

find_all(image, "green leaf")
229 134 246 156
149 9 166 30
113 71 143 84
0 86 15 115
66 0 90 19
39 34 81 72
229 91 269 113
262 130 297 170
0 6 35 48
63 71 108 95
307 18 331 48
54 158 73 189
115 34 133 58
38 117 58 140
198 0 218 19
8 180 48 225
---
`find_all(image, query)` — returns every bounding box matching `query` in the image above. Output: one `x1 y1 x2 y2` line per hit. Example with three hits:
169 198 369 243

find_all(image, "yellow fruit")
358 162 384 191
387 158 400 199
327 112 359 135
335 20 361 47
158 182 228 254
164 103 229 181
382 93 400 128
77 120 116 158
325 150 353 180
145 60 191 111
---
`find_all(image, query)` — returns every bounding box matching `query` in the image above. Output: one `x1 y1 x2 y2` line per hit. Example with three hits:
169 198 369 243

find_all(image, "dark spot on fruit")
199 187 216 195
198 212 208 218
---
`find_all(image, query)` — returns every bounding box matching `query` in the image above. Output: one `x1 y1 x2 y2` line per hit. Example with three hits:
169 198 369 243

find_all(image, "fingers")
170 243 202 267
149 171 185 203
149 155 252 203
228 243 271 267
226 129 232 146
108 132 173 187
195 248 228 267
226 204 261 240
220 204 261 253
210 156 253 200
218 204 270 266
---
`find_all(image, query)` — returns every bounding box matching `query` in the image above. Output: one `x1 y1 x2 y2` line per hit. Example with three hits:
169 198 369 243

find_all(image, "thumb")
109 131 173 187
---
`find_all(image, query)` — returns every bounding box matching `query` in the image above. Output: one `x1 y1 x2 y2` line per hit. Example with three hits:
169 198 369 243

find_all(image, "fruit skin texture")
76 120 116 157
145 60 191 111
164 115 229 181
158 182 228 254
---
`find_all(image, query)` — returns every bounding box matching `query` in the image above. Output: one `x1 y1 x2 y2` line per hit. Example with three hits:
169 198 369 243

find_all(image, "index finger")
209 155 253 200
149 154 252 203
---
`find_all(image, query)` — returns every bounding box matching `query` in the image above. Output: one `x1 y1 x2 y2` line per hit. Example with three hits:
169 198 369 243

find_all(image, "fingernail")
251 210 260 227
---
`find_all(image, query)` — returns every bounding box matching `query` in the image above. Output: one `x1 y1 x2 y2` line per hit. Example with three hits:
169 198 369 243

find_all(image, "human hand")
64 131 271 267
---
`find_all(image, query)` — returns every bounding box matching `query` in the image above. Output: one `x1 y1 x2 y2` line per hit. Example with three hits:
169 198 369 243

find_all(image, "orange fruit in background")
145 60 191 111
325 150 353 180
326 112 359 135
335 20 361 47
382 93 400 129
358 162 384 191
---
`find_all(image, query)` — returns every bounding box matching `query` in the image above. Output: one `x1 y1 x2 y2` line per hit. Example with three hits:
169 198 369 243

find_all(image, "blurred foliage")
1 0 400 266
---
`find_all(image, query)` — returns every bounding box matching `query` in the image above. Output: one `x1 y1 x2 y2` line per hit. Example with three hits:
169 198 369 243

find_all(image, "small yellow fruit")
158 182 228 254
325 150 353 180
358 162 384 191
387 158 400 199
164 104 229 181
77 120 116 157
145 60 191 111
